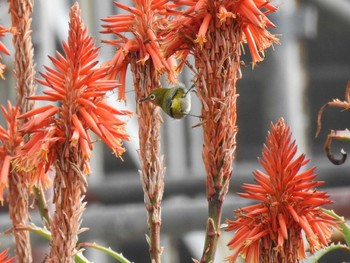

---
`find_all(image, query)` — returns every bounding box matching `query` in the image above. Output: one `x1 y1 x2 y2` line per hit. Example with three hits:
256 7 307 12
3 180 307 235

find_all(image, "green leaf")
17 224 91 263
78 242 133 263
304 243 350 263
322 209 350 247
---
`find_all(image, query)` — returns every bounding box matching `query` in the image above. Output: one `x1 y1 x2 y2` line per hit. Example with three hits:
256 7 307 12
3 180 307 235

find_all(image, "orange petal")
113 2 142 16
243 25 263 66
19 105 56 119
79 107 102 137
72 113 88 140
0 155 10 184
77 98 97 110
278 213 288 239
0 41 10 56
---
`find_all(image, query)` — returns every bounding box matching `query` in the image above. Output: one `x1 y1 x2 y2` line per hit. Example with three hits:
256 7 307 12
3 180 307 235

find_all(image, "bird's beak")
139 97 149 103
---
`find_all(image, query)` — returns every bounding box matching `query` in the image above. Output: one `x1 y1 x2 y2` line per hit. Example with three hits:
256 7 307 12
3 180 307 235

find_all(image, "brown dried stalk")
316 81 350 165
131 57 165 263
7 0 36 261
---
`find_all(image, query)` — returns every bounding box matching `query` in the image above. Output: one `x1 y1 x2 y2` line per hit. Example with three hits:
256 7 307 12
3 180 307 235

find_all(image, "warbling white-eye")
139 83 192 119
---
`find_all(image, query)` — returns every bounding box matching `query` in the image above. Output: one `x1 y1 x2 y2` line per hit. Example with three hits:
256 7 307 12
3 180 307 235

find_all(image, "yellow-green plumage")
140 83 191 119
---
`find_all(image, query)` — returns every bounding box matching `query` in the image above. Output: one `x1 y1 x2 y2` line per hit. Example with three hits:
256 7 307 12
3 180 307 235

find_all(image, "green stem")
147 207 162 263
78 242 132 263
322 208 350 247
18 225 132 263
308 243 350 263
16 225 89 263
33 184 51 229
199 197 223 263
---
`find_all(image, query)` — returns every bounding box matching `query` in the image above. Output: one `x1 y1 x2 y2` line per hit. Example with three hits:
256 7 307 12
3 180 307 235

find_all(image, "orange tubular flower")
226 118 339 263
0 102 22 204
234 0 279 65
0 25 13 79
19 9 131 174
0 248 15 263
101 0 177 100
162 0 278 66
0 26 11 56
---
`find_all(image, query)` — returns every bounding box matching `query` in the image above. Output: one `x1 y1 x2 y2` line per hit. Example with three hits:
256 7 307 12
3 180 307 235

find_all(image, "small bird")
139 83 192 119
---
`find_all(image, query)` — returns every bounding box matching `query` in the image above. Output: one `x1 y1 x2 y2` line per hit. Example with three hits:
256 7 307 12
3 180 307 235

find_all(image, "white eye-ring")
149 94 156 100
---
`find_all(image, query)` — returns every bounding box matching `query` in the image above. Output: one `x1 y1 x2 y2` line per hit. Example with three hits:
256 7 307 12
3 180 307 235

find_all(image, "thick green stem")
147 206 162 263
33 185 51 229
322 209 350 247
16 225 90 263
200 197 223 263
78 242 132 263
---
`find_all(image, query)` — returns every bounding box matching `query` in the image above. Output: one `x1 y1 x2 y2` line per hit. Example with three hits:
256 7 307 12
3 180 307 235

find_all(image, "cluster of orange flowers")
101 0 278 100
226 119 339 262
0 102 22 204
0 4 131 205
0 0 340 261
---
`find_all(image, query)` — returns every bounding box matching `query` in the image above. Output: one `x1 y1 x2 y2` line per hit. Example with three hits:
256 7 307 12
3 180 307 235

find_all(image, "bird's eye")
149 94 156 100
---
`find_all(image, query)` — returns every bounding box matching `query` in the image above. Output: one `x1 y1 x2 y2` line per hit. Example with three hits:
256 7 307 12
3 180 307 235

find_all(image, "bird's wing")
166 87 183 117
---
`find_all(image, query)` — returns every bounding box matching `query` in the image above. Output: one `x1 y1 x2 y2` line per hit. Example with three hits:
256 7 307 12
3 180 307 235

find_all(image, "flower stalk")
33 184 51 229
194 20 241 263
8 0 36 112
162 1 278 261
101 1 176 261
131 57 165 263
16 3 130 262
0 102 31 262
0 103 30 263
48 155 87 262
6 0 37 261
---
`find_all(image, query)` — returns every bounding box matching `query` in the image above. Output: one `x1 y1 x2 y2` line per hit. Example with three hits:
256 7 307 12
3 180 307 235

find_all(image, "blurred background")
1 0 350 262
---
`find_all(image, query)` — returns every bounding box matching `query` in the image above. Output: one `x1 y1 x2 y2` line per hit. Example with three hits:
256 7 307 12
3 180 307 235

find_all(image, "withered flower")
316 80 350 165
